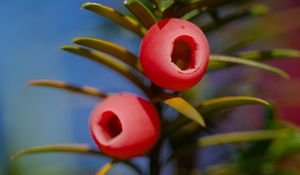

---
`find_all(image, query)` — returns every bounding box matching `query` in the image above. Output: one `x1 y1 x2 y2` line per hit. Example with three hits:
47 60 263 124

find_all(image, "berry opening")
171 35 197 71
99 111 122 140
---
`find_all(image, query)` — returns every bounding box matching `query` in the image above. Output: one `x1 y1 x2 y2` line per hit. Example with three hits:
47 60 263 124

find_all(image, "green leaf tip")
124 0 157 29
81 2 97 9
157 93 206 127
209 55 290 79
59 45 76 51
96 159 119 175
80 2 146 37
198 96 271 114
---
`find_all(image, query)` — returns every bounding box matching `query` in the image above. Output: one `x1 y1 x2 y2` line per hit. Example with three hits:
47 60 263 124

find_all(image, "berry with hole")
89 93 160 159
140 18 210 91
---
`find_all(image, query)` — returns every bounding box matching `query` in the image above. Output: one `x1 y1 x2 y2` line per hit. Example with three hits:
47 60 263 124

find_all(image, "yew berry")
89 93 160 159
140 18 210 91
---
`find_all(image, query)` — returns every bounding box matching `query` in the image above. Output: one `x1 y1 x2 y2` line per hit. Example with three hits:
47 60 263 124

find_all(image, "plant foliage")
12 0 300 175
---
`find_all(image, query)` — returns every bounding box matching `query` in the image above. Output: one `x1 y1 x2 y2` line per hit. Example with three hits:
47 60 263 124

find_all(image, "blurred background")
0 0 300 175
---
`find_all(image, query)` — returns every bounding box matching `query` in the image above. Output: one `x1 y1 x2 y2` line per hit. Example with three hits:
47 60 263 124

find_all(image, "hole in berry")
99 111 122 141
171 35 197 71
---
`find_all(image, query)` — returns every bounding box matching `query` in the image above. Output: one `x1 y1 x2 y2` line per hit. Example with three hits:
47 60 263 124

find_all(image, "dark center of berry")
171 35 197 71
99 111 122 140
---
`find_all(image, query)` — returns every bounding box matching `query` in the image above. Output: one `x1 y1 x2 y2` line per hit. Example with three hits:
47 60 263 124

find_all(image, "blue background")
0 0 146 174
1 0 300 174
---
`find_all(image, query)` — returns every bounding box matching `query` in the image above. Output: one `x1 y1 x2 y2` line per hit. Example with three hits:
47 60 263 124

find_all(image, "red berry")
89 93 160 159
140 18 210 91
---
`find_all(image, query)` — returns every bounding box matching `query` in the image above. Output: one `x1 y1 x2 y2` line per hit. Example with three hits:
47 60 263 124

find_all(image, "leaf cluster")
11 0 300 175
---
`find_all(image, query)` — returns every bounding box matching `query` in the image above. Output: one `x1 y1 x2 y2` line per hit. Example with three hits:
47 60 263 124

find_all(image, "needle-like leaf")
197 96 271 114
165 96 271 136
239 49 300 61
73 37 139 70
169 129 289 160
81 3 146 37
208 55 289 78
156 93 206 127
60 46 149 94
148 0 173 12
11 144 142 174
29 80 107 98
11 144 105 160
124 0 157 29
148 0 160 9
96 159 118 175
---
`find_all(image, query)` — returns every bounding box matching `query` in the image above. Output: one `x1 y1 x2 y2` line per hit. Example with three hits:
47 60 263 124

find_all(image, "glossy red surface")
89 93 160 159
140 18 210 91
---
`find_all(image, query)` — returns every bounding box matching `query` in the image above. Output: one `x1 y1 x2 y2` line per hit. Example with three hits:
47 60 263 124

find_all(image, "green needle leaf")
197 96 271 114
239 49 300 61
81 2 146 37
165 96 270 136
169 129 289 160
208 55 290 78
11 144 105 160
29 80 107 98
181 9 202 20
148 0 173 12
96 160 118 175
124 0 157 29
11 144 142 174
157 93 206 127
60 45 149 94
73 37 139 70
159 0 174 12
148 0 160 8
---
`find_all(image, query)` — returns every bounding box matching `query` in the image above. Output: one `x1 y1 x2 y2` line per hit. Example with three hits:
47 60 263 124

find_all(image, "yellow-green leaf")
157 93 206 127
124 0 157 29
148 0 173 12
208 55 289 78
165 96 271 137
169 129 289 160
11 144 141 174
81 3 146 37
159 0 174 12
239 49 300 61
149 0 160 8
29 80 107 98
96 160 118 175
73 37 139 69
197 96 271 114
11 144 104 160
208 49 300 72
60 46 149 94
181 9 202 20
